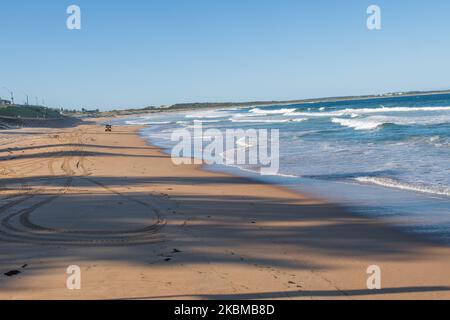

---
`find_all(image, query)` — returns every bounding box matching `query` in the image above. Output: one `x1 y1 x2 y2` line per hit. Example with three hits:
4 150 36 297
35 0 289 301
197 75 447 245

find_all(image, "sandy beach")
0 120 450 300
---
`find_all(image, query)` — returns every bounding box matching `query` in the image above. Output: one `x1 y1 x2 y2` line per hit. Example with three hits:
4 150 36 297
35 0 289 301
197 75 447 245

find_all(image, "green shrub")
0 106 62 119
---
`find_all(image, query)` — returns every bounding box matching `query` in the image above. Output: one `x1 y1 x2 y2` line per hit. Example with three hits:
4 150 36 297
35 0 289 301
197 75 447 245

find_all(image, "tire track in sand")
0 130 167 247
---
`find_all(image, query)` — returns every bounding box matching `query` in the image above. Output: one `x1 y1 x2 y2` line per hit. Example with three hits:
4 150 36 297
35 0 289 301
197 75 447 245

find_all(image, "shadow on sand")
0 137 449 299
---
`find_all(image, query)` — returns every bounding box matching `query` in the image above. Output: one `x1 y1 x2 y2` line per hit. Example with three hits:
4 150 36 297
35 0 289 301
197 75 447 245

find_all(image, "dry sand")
0 121 450 300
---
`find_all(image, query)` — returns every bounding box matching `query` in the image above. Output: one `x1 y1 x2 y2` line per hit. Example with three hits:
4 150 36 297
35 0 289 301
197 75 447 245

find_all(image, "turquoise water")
118 93 450 243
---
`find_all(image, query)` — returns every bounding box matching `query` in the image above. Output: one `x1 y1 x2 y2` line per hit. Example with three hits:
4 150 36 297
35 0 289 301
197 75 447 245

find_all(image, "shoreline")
1 121 450 299
135 124 346 207
134 113 450 246
136 124 450 247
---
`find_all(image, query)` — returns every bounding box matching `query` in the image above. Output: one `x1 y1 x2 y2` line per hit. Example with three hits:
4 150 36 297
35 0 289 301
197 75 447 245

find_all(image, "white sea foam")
185 119 223 124
231 117 308 124
288 111 343 117
200 119 223 123
291 118 309 122
340 105 450 114
231 118 292 124
286 105 450 118
125 120 172 125
355 177 450 197
430 135 441 143
221 162 299 178
236 137 255 148
332 118 384 130
185 110 232 119
249 108 297 115
332 114 450 130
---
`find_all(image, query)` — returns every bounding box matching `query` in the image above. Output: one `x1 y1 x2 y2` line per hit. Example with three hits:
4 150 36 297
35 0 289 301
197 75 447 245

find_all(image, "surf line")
170 120 280 176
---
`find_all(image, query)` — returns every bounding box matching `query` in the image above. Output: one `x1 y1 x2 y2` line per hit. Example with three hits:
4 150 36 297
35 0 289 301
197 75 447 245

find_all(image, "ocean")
117 93 450 244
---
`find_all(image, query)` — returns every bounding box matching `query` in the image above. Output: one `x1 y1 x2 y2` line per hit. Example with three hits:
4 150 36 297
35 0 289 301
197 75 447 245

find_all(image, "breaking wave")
355 177 450 197
249 108 297 115
125 120 172 125
332 118 384 130
332 114 450 130
288 105 450 118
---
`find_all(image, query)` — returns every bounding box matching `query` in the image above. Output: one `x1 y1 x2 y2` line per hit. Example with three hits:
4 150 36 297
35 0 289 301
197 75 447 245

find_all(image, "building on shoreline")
0 99 12 106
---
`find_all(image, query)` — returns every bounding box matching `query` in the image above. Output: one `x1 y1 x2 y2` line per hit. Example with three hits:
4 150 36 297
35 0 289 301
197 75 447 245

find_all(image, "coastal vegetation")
0 105 63 119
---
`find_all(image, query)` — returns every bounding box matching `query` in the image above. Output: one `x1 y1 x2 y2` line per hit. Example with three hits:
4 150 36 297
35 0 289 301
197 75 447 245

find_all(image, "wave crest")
355 176 450 197
249 108 297 115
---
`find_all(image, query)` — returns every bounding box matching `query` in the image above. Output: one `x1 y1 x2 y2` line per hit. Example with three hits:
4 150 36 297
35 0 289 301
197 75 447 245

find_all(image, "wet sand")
0 121 450 300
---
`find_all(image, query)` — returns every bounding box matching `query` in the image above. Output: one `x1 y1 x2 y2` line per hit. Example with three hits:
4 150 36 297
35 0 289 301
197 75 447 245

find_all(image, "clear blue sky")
1 0 450 110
